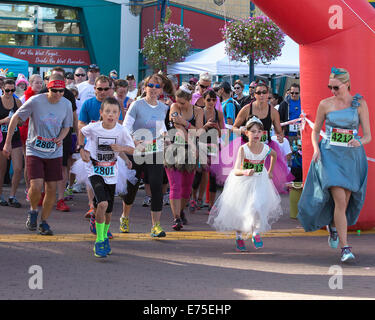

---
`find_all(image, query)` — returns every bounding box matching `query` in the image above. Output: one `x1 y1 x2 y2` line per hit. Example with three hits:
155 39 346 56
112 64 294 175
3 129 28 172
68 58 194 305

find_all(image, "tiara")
179 85 191 94
246 116 263 127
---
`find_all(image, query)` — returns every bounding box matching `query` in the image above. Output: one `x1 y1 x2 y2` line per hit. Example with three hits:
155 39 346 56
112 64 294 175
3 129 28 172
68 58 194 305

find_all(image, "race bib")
260 131 268 142
1 124 8 133
144 139 159 154
289 123 299 133
330 128 353 147
174 134 186 145
0 125 18 133
206 143 219 157
34 136 56 152
242 159 265 175
93 161 116 177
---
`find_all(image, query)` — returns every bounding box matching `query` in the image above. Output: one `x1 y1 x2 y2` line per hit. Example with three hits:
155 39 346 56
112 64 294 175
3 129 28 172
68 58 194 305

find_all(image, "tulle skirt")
209 137 294 194
207 170 283 237
71 157 137 196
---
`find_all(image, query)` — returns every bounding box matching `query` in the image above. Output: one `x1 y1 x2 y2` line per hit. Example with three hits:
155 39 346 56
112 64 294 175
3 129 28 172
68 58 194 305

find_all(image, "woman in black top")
165 83 203 229
232 83 293 193
0 79 23 207
191 90 224 213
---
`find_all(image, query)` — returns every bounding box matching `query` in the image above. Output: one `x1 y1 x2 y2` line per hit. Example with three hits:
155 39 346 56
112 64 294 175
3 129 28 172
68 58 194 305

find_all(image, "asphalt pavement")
0 183 374 302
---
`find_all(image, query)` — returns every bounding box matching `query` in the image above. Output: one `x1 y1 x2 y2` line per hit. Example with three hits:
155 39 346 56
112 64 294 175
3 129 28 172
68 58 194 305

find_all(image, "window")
38 35 84 48
0 33 34 46
0 3 84 49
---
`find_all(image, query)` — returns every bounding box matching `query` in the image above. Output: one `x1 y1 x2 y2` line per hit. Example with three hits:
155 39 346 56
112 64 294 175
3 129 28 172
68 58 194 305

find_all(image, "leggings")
122 155 165 212
165 168 195 200
192 171 217 193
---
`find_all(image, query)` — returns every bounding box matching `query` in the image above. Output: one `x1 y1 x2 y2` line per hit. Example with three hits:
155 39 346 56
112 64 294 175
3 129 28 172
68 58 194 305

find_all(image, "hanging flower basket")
222 16 285 65
141 22 192 72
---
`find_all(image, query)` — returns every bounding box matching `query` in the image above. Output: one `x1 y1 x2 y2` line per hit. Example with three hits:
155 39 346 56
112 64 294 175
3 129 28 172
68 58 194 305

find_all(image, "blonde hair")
199 72 212 82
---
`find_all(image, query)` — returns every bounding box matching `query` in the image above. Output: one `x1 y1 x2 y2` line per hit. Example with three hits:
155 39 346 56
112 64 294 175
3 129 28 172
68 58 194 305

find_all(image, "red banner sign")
0 47 91 66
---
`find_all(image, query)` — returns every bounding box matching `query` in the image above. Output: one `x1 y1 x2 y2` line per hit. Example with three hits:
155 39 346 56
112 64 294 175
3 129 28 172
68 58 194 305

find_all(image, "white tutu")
115 157 138 196
207 144 283 237
70 157 137 196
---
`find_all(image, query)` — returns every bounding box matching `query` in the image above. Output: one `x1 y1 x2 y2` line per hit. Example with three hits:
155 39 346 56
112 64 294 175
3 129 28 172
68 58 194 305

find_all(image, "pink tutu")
210 137 294 194
266 140 294 194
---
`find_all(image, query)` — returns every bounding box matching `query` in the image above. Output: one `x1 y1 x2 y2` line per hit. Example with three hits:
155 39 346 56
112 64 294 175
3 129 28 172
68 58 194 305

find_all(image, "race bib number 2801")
93 161 116 177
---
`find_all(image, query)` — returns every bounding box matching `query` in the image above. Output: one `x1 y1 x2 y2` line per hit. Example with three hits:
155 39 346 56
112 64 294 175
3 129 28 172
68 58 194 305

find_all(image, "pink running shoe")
252 234 264 249
235 239 247 252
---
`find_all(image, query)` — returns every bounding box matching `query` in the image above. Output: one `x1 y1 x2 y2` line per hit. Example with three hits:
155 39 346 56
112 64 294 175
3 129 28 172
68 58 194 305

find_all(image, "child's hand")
244 169 254 176
126 158 132 169
268 171 273 179
80 149 90 162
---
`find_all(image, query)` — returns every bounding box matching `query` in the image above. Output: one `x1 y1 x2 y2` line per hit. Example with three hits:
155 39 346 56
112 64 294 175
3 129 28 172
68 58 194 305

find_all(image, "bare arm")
311 101 326 162
267 149 277 179
2 114 21 158
356 99 371 145
271 107 284 143
233 104 249 137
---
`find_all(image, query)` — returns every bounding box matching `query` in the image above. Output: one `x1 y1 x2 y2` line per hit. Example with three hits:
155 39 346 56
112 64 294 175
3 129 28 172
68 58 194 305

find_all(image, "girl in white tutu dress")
208 117 283 251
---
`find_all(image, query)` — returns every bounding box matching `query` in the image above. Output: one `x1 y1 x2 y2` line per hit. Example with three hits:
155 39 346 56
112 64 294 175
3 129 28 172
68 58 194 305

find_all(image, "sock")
103 223 110 240
96 222 105 243
236 232 243 240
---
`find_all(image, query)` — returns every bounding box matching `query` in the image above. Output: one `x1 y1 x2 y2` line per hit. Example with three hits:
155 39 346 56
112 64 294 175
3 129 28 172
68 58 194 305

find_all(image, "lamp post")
159 0 168 24
249 1 255 83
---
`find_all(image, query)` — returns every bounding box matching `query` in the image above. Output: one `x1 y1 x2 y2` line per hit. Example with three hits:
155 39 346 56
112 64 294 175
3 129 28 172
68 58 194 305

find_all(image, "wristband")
78 145 85 151
185 122 191 130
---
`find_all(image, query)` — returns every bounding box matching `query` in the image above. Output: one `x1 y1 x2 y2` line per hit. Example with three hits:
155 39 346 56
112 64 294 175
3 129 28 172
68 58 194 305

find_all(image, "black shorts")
89 175 116 213
62 131 73 166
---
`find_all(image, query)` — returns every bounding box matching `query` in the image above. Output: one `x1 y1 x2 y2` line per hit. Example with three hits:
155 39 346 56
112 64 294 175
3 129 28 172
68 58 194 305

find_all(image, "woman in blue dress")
298 67 371 263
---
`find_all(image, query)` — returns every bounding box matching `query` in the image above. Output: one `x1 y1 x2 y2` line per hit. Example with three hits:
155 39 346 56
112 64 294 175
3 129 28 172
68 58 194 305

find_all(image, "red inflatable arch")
252 0 375 230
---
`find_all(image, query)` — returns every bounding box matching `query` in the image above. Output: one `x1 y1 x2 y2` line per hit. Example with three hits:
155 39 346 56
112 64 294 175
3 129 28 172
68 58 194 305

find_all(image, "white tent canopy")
167 35 299 76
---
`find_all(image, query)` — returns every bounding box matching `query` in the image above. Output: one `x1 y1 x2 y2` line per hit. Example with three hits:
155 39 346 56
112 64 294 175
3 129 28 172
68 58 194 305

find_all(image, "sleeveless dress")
210 103 294 193
297 94 368 231
207 143 283 237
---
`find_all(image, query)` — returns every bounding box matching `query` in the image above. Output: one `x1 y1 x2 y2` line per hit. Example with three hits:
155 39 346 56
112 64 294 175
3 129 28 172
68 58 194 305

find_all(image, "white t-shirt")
127 88 137 100
77 81 95 104
81 121 134 184
271 135 292 157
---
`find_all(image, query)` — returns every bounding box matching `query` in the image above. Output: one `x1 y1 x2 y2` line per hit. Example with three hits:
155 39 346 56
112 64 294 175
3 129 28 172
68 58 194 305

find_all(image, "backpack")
223 97 241 121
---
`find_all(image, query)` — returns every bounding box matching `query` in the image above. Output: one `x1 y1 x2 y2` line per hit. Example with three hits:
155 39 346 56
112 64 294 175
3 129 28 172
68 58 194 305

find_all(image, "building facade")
0 0 129 77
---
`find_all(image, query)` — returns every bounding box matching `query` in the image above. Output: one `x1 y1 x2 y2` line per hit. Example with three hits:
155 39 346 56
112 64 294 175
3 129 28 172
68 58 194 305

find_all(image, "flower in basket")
141 22 192 72
222 16 285 65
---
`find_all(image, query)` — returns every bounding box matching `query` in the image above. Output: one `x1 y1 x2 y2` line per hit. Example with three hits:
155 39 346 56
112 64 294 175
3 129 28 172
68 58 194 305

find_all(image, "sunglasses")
75 73 86 77
147 83 161 89
205 98 215 102
50 88 65 93
96 87 110 91
327 84 343 91
290 92 300 95
199 84 209 89
4 88 16 93
234 86 241 90
255 90 268 95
